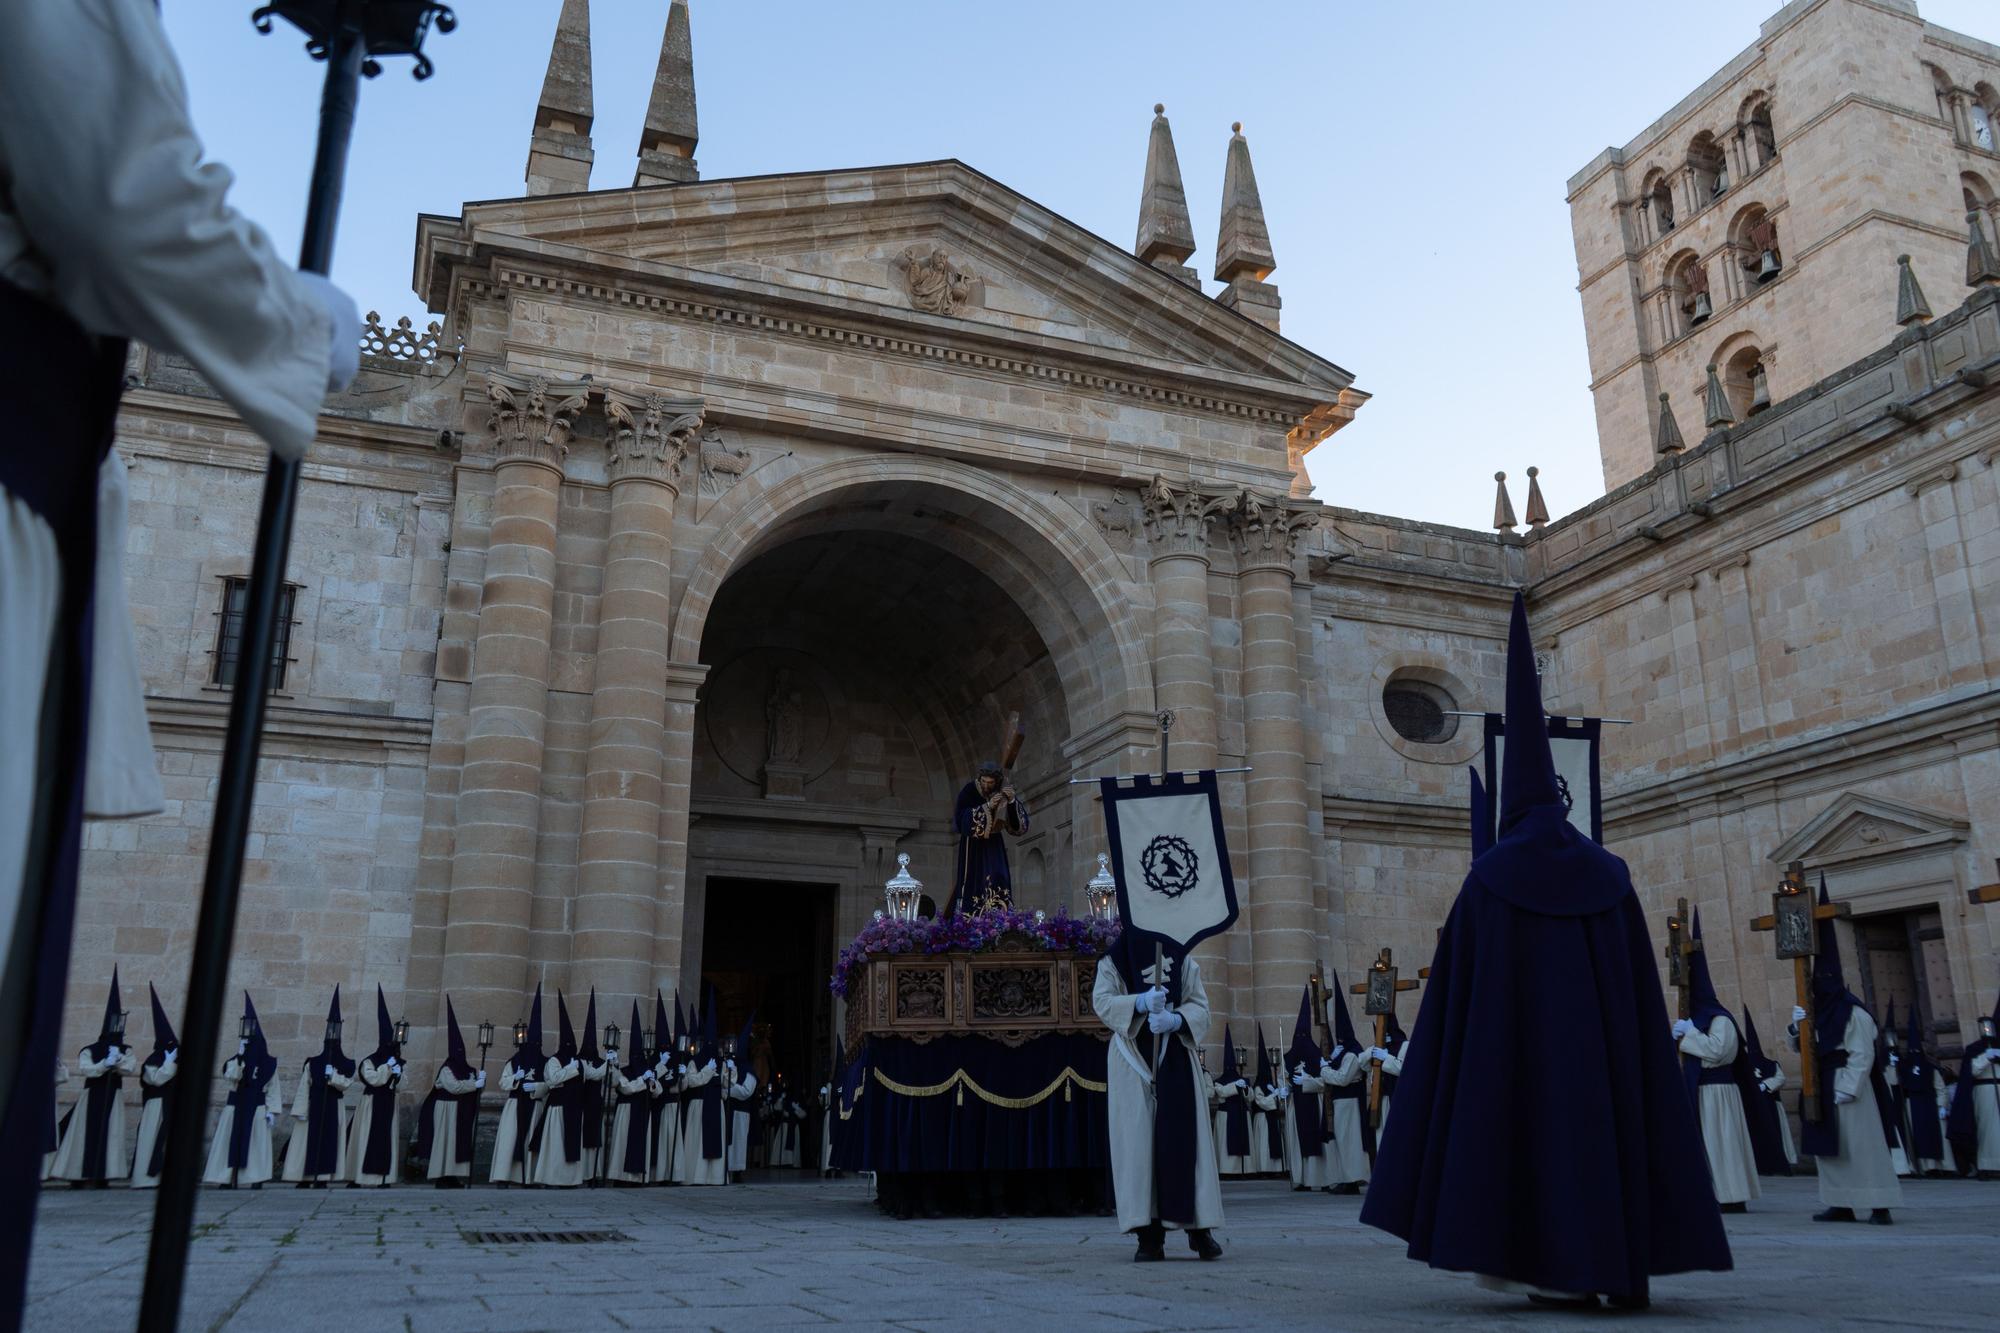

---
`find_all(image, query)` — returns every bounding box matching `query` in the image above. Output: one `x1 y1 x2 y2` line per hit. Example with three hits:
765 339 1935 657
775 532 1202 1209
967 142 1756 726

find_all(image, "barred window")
1383 679 1459 744
213 577 300 692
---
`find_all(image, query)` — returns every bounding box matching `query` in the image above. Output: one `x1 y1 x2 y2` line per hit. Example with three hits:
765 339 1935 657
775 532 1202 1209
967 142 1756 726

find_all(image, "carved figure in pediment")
698 426 752 496
895 246 973 316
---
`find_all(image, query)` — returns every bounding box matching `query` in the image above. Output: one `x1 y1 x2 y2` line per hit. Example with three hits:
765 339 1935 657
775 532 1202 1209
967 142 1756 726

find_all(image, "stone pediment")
420 160 1356 401
1766 791 1970 867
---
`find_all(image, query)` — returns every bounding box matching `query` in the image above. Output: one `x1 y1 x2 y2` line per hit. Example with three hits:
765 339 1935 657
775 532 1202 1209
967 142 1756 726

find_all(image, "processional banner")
1482 714 1603 843
1098 771 1239 962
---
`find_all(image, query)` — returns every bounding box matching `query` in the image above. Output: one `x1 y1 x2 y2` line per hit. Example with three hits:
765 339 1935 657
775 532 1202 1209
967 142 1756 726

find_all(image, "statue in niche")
765 669 804 766
895 246 972 316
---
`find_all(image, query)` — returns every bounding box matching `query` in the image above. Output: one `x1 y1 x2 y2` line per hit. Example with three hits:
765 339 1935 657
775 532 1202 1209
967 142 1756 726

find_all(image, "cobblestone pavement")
23 1173 2000 1330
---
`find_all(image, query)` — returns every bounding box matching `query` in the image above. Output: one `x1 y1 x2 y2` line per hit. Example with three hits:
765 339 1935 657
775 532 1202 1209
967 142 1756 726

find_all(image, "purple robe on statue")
948 779 1027 916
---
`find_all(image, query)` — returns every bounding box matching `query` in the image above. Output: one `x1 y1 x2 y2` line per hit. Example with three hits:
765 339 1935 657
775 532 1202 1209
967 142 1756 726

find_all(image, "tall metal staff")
138 6 452 1329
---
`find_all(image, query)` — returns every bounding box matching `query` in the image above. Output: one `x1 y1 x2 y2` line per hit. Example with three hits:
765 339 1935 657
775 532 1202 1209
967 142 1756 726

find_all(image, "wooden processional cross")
1664 897 1701 1021
1748 860 1850 1123
1350 948 1421 1128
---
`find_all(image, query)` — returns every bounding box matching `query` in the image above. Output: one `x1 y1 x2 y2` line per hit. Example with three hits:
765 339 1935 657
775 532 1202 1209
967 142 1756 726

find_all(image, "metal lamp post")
138 8 452 1329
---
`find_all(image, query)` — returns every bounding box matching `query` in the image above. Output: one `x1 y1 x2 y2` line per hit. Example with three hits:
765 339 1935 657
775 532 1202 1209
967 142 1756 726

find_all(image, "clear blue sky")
163 0 1997 529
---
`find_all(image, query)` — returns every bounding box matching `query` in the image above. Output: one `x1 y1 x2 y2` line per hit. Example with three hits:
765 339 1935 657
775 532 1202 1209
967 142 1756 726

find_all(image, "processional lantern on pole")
885 853 923 922
138 7 452 1331
1085 853 1119 920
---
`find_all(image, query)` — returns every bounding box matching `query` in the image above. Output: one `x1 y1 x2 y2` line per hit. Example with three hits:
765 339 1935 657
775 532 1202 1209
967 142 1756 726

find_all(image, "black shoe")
294 1182 311 1190
1867 1209 1893 1225
1527 1293 1600 1310
1292 1185 1309 1193
1607 1294 1650 1311
1333 1182 1362 1195
1813 1206 1856 1223
1981 1171 1999 1182
1188 1229 1223 1261
1719 1202 1747 1214
1133 1242 1166 1263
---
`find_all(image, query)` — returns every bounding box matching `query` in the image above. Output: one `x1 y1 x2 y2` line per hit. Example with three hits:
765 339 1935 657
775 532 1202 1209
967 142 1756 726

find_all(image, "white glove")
523 1081 539 1094
1671 1019 1694 1040
295 271 361 397
1940 1105 1951 1119
163 1049 178 1065
1146 1010 1182 1035
104 1046 121 1062
725 1059 736 1073
1137 987 1167 1015
1886 1053 1898 1067
676 1064 688 1078
475 1071 486 1088
238 1039 248 1054
264 1110 275 1125
1372 1048 1390 1063
1233 1078 1248 1090
1792 1005 1807 1025
1834 1091 1856 1105
324 1064 336 1077
705 1059 718 1074
1290 1071 1306 1087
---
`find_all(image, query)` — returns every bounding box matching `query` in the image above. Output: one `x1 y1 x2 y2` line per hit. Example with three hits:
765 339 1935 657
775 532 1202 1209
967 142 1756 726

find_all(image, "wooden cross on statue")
1664 897 1701 1021
1351 948 1421 1129
1749 860 1850 1123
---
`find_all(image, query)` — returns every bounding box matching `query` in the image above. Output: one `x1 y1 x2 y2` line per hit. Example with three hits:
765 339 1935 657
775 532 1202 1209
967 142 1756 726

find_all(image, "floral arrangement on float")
828 853 1122 1000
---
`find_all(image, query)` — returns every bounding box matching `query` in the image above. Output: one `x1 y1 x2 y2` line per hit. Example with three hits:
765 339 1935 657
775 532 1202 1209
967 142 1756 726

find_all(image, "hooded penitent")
1326 971 1376 1159
1737 1011 1792 1177
1468 767 1493 859
298 986 354 1177
357 984 401 1178
227 994 278 1170
1255 1024 1285 1163
653 990 678 1149
1946 988 1999 1164
77 968 129 1179
1359 591 1730 1305
698 991 724 1159
1802 881 1899 1159
502 985 544 1171
416 996 479 1168
620 1000 653 1178
530 990 584 1164
1218 1027 1250 1160
578 989 604 1158
1679 912 1779 1170
1893 1004 1943 1163
1284 986 1326 1160
141 983 179 1178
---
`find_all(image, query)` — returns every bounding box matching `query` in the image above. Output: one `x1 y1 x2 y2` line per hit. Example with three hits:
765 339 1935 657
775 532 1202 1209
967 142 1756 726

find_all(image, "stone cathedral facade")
61 0 2000 1099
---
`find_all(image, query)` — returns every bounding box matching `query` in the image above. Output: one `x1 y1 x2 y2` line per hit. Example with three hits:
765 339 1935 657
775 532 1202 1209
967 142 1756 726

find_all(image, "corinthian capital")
602 387 705 487
1217 488 1319 564
1141 474 1233 554
486 370 591 470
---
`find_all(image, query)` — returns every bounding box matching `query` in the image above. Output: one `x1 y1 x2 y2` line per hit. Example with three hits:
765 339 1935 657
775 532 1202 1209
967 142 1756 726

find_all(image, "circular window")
1382 679 1459 744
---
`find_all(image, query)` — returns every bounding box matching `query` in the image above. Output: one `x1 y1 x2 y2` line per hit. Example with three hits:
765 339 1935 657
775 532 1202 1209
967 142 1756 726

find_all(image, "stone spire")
1655 391 1686 455
635 0 700 186
1136 104 1198 288
525 0 594 197
1214 123 1280 331
1895 254 1932 326
1492 472 1517 533
1524 467 1549 529
1703 363 1735 430
1967 211 2000 289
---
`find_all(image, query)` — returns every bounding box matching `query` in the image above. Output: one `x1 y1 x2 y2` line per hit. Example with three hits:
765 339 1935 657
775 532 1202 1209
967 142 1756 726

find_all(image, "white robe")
1677 1017 1759 1204
50 1046 138 1181
1210 1080 1250 1177
1249 1087 1286 1175
1283 1076 1334 1190
1799 1007 1902 1211
488 1063 539 1185
1091 955 1224 1234
726 1071 758 1173
1378 1043 1408 1142
528 1057 587 1187
769 1097 805 1168
129 1059 179 1188
650 1069 682 1182
346 1057 401 1186
422 1069 480 1180
605 1070 655 1184
202 1059 285 1185
1320 1052 1371 1186
280 1064 354 1182
42 1061 69 1181
675 1063 726 1186
1968 1049 2000 1171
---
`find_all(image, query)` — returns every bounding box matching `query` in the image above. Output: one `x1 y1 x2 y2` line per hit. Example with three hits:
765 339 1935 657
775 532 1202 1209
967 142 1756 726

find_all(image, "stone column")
1142 477 1228 1013
654 661 708 997
1909 464 1990 688
1227 492 1319 1036
440 373 590 1027
572 391 703 1010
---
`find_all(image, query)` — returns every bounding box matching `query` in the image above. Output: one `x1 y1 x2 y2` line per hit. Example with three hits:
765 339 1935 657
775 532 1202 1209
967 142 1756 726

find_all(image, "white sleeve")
1835 1010 1874 1101
1678 1017 1737 1068
0 0 329 458
499 1066 523 1092
435 1070 478 1096
1379 1047 1405 1077
264 1071 286 1115
359 1060 391 1089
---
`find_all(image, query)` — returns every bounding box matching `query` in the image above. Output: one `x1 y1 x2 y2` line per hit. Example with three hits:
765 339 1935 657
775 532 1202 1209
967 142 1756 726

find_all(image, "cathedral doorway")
1853 906 1962 1056
699 876 837 1097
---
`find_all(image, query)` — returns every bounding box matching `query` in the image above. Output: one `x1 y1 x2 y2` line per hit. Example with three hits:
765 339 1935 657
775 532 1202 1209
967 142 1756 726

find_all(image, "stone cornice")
146 695 432 762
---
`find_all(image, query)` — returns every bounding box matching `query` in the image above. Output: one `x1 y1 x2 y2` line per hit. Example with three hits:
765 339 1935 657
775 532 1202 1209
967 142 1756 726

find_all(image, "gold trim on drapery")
870 1065 1107 1108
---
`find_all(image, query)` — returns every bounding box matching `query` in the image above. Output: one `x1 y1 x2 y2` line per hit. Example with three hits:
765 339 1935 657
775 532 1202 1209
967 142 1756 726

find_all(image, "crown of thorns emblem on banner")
1140 835 1200 898
1554 772 1575 812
